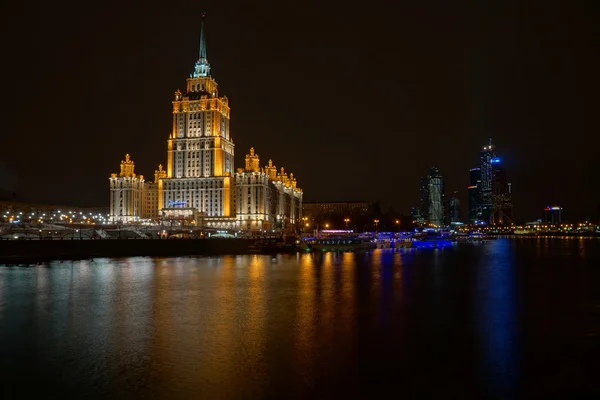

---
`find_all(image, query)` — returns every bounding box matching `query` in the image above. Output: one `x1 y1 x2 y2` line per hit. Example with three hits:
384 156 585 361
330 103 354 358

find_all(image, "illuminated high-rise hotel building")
108 15 302 231
159 15 236 228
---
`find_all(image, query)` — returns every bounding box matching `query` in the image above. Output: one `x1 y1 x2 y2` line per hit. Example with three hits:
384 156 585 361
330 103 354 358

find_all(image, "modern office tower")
476 138 512 224
420 176 430 222
544 206 563 224
449 191 461 223
420 166 445 227
491 163 513 225
480 139 495 223
468 167 481 224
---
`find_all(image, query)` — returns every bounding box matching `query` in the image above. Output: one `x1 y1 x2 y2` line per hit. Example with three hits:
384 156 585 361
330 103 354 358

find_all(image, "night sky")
4 0 599 221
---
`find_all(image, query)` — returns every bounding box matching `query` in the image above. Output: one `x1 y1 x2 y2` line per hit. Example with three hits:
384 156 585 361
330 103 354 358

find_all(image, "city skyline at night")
3 1 599 222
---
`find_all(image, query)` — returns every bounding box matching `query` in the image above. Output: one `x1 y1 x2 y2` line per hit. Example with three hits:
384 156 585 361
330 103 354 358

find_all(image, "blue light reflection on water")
476 239 519 398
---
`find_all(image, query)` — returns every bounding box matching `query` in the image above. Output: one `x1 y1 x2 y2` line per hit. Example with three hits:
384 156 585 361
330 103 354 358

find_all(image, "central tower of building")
161 15 235 225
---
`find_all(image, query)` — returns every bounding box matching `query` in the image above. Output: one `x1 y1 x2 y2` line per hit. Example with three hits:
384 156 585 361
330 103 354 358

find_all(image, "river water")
1 238 599 399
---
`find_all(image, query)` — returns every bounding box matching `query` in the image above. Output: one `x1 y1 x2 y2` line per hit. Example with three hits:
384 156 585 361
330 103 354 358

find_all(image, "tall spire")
192 12 210 78
199 11 207 63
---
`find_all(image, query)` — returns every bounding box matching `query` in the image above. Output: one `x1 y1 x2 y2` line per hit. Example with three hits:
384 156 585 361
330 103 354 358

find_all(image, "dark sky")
3 0 600 221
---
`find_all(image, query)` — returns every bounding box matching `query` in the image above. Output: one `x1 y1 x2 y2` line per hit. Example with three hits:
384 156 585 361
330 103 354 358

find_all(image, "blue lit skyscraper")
471 139 512 225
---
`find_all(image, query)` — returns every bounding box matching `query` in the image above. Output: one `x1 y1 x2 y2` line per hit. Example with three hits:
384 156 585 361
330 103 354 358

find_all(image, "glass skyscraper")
468 167 481 224
479 141 495 223
469 139 512 225
449 191 461 223
420 166 446 227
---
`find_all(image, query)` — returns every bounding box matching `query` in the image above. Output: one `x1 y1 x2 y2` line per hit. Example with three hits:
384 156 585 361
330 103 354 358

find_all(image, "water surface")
1 238 599 399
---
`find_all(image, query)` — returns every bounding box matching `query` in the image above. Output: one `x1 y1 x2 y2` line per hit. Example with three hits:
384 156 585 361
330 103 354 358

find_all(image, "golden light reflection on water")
393 252 403 280
197 255 242 387
149 255 272 395
294 254 317 381
241 254 268 384
370 249 384 294
150 259 181 389
339 252 357 346
319 252 336 346
292 252 359 384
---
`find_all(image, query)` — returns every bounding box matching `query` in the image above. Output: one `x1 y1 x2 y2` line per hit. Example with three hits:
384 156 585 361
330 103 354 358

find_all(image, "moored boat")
309 237 377 252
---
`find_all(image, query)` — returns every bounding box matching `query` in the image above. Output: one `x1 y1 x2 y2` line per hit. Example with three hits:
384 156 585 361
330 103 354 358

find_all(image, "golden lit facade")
108 16 304 229
109 154 147 223
235 147 302 232
160 16 236 228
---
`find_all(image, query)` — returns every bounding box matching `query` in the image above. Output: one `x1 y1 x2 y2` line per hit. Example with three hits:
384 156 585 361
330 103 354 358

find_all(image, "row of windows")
187 112 213 120
182 142 213 150
164 181 224 188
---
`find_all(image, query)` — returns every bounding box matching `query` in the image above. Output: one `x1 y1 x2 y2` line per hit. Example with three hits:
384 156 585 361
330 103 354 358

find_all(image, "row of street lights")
300 217 400 233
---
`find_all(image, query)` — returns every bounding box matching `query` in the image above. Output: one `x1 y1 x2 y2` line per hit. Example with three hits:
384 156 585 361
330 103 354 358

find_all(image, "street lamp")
344 218 350 229
374 219 379 234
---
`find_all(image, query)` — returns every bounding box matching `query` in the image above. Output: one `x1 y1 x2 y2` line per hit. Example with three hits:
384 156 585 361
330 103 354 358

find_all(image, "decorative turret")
245 147 260 172
265 159 277 180
154 164 167 182
119 154 136 177
278 167 290 186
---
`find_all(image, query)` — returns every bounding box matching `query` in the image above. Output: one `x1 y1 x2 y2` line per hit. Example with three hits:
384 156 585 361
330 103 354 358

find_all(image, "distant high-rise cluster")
108 16 302 231
468 139 513 225
412 139 513 227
